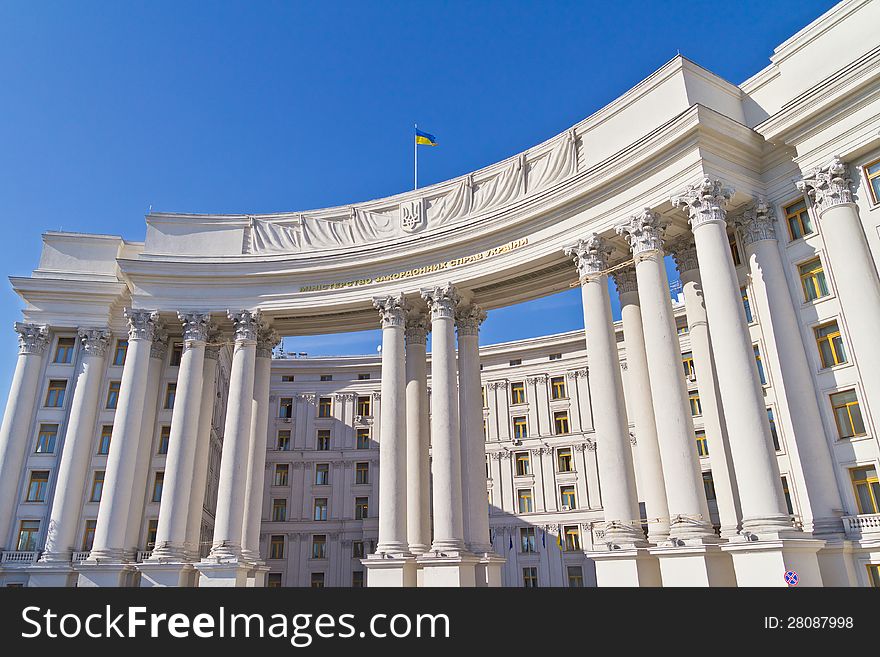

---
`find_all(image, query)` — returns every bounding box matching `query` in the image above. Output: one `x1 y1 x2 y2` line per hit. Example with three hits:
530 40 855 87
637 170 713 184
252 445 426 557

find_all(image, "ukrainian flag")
415 128 438 146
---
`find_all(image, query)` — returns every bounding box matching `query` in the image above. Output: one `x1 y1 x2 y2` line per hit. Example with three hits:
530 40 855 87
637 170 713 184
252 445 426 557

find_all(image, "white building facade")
1 0 879 587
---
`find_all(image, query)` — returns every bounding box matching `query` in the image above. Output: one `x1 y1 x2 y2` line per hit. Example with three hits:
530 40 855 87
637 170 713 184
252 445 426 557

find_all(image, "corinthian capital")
228 309 262 343
179 312 212 343
404 313 429 345
796 156 853 213
612 266 638 295
372 293 408 329
124 309 160 342
14 322 49 355
734 199 777 247
456 304 486 337
615 208 668 256
671 177 734 230
667 236 699 275
257 326 281 358
420 283 460 320
78 327 111 357
564 233 611 280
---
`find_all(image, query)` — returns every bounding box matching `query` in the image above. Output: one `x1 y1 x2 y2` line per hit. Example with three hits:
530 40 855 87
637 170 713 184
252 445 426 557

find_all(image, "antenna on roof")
148 204 153 214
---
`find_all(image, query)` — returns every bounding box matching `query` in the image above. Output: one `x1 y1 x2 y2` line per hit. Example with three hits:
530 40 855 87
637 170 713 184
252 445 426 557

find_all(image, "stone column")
0 322 48 550
612 267 670 544
616 210 714 542
668 237 741 539
40 328 110 564
798 157 880 427
405 312 431 555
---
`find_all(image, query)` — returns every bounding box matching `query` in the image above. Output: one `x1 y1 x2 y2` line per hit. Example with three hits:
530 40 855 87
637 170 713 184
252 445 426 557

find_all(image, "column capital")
666 235 699 276
124 308 161 341
734 199 777 247
615 208 668 256
671 176 734 230
564 233 611 280
256 326 281 359
372 293 408 328
612 265 638 295
13 322 49 355
455 303 486 337
420 282 460 320
227 309 262 343
404 313 429 345
204 326 222 360
179 312 213 344
77 327 111 357
796 156 853 213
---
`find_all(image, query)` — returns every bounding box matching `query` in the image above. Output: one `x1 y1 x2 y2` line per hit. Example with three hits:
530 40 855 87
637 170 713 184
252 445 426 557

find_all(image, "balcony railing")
71 551 90 562
1 551 38 564
842 514 880 537
136 550 152 562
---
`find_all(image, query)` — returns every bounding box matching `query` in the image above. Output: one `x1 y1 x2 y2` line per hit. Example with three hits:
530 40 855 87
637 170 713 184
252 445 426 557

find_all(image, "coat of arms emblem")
400 199 425 233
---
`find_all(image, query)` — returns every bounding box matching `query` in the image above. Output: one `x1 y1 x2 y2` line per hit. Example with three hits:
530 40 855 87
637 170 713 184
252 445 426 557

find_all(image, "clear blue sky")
0 0 835 402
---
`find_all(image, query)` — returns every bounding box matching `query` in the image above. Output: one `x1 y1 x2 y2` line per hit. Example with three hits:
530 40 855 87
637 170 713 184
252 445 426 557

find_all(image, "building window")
17 520 40 551
352 571 364 587
517 489 533 513
677 324 689 335
313 498 328 521
554 411 570 435
281 375 295 383
703 471 717 501
358 373 370 380
741 287 754 323
557 448 573 472
311 572 325 588
97 425 112 455
103 380 120 409
311 535 326 559
695 430 709 457
767 408 780 451
318 397 332 418
82 519 97 551
481 386 487 408
689 393 702 417
90 471 105 502
567 565 584 587
274 464 289 486
549 353 562 361
682 352 696 380
35 424 58 454
352 541 365 558
151 472 164 503
799 257 829 301
315 463 329 485
356 428 370 449
563 525 580 551
729 234 741 267
781 475 794 515
522 567 538 588
113 339 128 367
157 425 171 455
45 380 67 407
784 199 814 240
164 383 176 409
320 375 332 382
513 416 528 440
550 376 567 399
54 337 75 364
515 452 531 476
753 345 767 386
357 396 371 416
272 498 287 522
560 485 577 509
520 527 536 553
279 397 293 418
862 157 880 204
267 573 283 588
355 497 369 520
269 535 285 560
277 430 291 451
146 519 158 548
169 342 183 367
316 429 331 451
509 359 522 367
510 382 526 404
814 321 847 368
26 470 49 502
831 389 866 439
355 462 369 485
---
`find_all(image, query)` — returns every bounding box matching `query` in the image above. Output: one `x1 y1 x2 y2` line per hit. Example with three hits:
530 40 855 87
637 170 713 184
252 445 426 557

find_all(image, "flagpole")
414 122 418 190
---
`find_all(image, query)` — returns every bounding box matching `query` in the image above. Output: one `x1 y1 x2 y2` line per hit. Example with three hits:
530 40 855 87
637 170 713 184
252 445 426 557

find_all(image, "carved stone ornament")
421 282 460 320
150 325 169 360
615 208 668 256
15 322 49 356
179 312 212 345
526 374 548 385
671 177 734 230
256 326 281 359
335 392 356 402
734 199 777 247
565 368 588 379
668 236 699 275
78 327 111 358
487 380 508 390
455 303 487 337
371 391 381 401
400 198 426 233
404 313 430 345
124 308 160 342
612 265 638 295
564 233 612 280
796 156 853 213
629 431 637 446
373 293 408 329
228 309 262 343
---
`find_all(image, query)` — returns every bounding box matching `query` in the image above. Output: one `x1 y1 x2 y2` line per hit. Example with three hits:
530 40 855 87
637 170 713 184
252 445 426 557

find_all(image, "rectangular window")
677 324 689 335
151 472 164 503
560 485 577 509
355 497 369 520
311 572 325 588
320 375 332 382
146 519 158 547
279 397 293 418
164 383 176 409
682 352 696 380
753 344 767 386
312 534 326 559
517 489 533 513
741 286 754 323
355 462 369 485
481 386 487 408
269 535 285 560
17 520 40 551
45 380 67 408
522 567 538 588
356 428 370 449
352 541 365 558
781 475 794 515
799 257 829 301
549 353 562 361
509 359 522 367
554 411 570 435
357 396 371 416
815 321 847 368
515 452 531 477
90 471 105 502
510 382 526 404
567 566 584 587
274 464 289 486
277 430 291 451
97 425 113 455
689 393 702 417
564 525 580 551
316 429 331 451
703 471 717 502
313 498 328 521
550 376 567 399
113 339 128 367
315 463 329 485
36 424 58 454
105 380 121 409
358 373 370 381
784 199 814 240
267 573 283 588
157 425 171 455
729 234 741 267
352 571 364 587
557 448 573 472
696 430 709 457
865 158 880 204
520 527 536 553
281 375 295 382
54 337 75 364
272 498 287 522
169 342 183 367
831 389 866 439
82 519 97 551
767 408 780 451
26 471 49 502
513 416 528 440
318 397 332 418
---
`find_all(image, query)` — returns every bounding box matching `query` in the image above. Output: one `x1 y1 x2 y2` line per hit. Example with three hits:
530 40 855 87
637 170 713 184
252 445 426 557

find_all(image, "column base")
363 554 417 587
588 547 661 587
721 536 825 587
473 553 506 587
27 563 78 587
816 539 857 587
194 560 252 587
75 562 139 587
648 541 736 587
416 552 479 587
138 561 195 587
